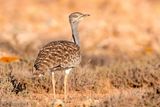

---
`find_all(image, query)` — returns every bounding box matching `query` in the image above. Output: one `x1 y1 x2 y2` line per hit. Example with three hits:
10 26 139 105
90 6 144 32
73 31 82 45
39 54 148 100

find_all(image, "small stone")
51 99 65 107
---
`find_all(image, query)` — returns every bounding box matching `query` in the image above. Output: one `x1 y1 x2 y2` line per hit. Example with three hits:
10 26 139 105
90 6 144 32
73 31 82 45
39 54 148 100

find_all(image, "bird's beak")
78 14 90 21
83 14 90 17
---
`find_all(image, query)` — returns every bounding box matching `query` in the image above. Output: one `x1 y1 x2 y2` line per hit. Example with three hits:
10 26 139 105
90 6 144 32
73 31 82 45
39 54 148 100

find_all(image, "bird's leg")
64 69 71 103
52 72 56 99
64 73 68 103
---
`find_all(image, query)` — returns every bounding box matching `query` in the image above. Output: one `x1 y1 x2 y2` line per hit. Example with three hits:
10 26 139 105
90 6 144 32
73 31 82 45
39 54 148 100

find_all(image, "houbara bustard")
34 12 90 102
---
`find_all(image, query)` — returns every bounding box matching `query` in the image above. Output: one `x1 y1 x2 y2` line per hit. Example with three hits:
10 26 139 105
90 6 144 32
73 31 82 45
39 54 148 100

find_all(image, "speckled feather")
34 40 81 72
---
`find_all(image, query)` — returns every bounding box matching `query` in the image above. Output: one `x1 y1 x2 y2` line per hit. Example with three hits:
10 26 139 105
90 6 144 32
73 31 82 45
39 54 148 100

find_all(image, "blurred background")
0 0 160 59
0 1 160 106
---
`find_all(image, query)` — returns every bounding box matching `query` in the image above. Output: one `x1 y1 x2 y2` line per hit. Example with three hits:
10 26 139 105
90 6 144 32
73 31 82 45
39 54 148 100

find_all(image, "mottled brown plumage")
33 12 89 102
34 41 81 72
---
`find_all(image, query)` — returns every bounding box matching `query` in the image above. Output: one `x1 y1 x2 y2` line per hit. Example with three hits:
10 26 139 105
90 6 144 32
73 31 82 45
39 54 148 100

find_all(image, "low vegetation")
0 55 160 106
0 0 160 106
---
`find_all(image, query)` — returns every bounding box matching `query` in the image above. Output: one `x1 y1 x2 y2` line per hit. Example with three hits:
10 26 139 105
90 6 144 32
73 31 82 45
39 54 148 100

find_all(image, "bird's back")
34 41 81 72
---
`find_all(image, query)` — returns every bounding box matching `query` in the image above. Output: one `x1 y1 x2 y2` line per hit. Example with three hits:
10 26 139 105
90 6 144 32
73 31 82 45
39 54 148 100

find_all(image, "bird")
34 12 90 102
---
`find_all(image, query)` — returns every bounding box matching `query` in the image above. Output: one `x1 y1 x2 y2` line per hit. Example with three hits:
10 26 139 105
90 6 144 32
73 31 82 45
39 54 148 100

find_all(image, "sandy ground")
0 0 160 107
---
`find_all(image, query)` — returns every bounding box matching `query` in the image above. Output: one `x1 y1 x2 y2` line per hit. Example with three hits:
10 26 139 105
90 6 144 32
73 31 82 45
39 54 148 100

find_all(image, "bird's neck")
71 23 80 46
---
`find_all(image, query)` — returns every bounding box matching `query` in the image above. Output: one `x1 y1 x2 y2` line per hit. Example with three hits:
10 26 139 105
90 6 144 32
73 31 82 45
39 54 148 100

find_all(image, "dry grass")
0 55 160 106
0 0 160 107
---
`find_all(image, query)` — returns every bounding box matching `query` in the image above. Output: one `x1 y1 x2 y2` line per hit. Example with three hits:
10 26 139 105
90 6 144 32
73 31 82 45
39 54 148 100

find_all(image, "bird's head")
69 12 90 24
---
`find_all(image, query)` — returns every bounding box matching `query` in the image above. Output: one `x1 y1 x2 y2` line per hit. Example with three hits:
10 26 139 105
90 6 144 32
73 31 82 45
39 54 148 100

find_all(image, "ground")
0 0 160 107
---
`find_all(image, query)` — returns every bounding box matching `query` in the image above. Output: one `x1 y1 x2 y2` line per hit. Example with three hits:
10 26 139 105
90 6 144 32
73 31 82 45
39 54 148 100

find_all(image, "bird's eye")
72 14 78 18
